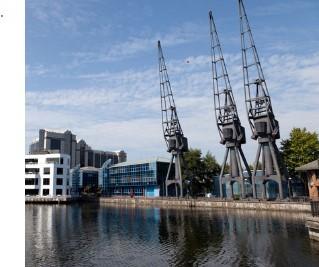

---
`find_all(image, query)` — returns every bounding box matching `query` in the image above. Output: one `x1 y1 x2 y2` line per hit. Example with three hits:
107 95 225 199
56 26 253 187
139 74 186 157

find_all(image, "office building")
103 157 171 197
29 129 127 168
71 160 111 195
25 153 71 197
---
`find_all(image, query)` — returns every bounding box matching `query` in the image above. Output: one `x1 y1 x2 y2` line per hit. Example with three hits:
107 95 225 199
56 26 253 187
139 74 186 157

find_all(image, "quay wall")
99 197 311 213
25 196 80 204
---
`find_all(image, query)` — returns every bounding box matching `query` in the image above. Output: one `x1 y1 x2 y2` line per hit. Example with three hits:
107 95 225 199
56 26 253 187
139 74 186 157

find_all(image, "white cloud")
27 0 94 32
26 51 319 164
70 22 204 64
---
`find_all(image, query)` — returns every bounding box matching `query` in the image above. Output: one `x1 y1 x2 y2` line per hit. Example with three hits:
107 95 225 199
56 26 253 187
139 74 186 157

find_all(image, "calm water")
26 203 319 267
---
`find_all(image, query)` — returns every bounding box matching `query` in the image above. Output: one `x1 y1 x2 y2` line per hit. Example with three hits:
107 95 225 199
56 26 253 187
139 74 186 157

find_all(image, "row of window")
25 189 69 196
109 175 156 185
25 167 65 175
109 171 155 179
109 164 154 174
111 187 144 196
25 177 68 186
42 189 66 196
25 157 67 165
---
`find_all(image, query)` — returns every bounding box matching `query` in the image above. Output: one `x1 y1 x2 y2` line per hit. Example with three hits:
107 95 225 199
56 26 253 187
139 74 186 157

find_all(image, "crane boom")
209 10 251 199
158 40 188 197
238 0 287 199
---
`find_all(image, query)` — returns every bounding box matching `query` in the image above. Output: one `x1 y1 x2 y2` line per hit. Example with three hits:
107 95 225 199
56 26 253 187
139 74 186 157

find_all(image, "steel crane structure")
238 0 287 199
158 40 188 197
209 11 251 199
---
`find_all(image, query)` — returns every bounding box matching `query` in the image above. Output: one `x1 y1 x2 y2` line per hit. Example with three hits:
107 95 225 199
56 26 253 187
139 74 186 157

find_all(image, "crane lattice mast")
238 0 287 199
209 10 251 199
158 40 188 197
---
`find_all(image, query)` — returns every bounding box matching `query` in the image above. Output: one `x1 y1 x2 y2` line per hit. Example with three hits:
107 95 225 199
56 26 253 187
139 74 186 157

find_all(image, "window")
25 178 38 185
43 178 50 185
43 167 50 175
88 151 93 166
56 178 63 185
25 168 39 174
57 168 63 175
50 138 61 150
25 189 39 196
25 158 38 164
46 158 59 164
56 189 62 195
43 189 49 196
67 189 69 195
60 158 64 164
67 179 69 186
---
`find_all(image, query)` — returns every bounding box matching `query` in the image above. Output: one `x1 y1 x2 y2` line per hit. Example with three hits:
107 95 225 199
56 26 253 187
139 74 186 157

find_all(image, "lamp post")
288 177 292 199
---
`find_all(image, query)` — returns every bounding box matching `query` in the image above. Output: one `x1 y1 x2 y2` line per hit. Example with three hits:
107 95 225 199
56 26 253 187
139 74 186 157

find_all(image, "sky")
26 0 319 164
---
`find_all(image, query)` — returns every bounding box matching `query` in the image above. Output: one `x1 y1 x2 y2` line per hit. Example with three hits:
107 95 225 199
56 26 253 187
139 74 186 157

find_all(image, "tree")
203 151 221 176
182 148 221 196
183 148 203 180
280 127 319 176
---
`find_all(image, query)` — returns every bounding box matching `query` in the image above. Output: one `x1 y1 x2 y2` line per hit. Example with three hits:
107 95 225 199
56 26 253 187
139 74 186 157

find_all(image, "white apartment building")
25 153 71 197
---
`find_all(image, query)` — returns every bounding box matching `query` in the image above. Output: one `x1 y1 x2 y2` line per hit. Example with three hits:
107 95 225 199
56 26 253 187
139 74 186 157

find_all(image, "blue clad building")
102 157 171 197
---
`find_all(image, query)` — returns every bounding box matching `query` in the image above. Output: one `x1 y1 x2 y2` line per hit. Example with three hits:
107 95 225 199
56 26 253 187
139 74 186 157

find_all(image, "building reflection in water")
26 204 319 267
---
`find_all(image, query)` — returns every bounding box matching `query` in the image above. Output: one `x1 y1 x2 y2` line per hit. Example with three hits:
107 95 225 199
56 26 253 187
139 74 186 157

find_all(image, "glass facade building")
103 158 170 197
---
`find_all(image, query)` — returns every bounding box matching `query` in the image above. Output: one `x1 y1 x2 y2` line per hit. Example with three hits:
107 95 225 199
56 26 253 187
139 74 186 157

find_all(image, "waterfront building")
25 153 71 197
103 158 171 197
29 129 127 168
71 166 101 195
296 159 319 199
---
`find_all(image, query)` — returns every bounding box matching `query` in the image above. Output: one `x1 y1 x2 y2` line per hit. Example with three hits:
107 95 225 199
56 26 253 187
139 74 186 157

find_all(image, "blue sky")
26 0 319 163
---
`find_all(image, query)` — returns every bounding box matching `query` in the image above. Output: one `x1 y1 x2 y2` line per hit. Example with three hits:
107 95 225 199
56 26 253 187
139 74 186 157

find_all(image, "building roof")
296 159 319 171
25 152 70 158
43 128 71 134
80 166 100 172
111 157 171 168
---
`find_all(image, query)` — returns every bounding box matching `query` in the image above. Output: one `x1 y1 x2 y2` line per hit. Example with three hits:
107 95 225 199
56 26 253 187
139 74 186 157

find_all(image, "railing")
310 200 319 217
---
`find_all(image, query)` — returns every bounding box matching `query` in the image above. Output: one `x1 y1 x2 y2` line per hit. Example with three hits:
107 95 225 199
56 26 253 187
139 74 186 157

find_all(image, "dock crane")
158 40 189 197
209 11 251 199
238 0 287 199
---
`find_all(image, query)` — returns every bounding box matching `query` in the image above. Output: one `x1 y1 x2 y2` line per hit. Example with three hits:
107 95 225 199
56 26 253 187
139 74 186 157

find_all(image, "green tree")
183 148 203 180
280 127 319 176
203 151 221 176
182 148 221 196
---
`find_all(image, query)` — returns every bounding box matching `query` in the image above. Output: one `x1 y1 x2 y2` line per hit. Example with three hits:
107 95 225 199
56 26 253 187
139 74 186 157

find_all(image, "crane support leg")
269 141 283 199
252 143 262 198
165 155 174 197
235 147 245 198
219 148 229 198
175 153 183 197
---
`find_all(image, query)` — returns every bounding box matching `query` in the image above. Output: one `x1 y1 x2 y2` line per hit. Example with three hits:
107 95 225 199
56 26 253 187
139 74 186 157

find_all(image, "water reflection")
26 204 319 267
